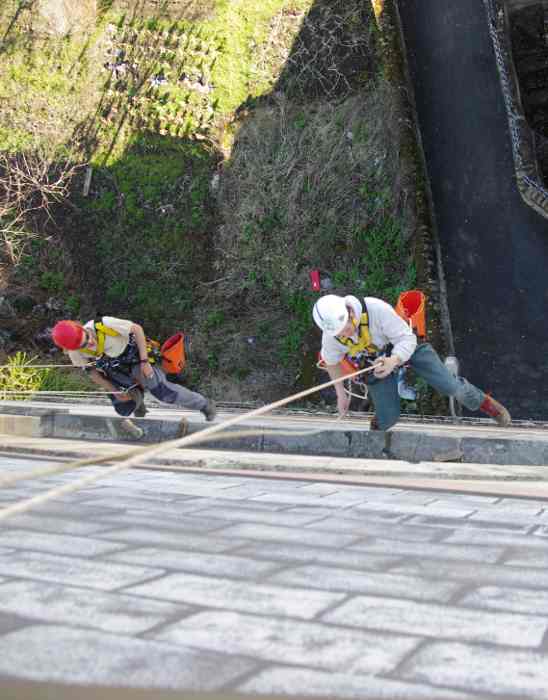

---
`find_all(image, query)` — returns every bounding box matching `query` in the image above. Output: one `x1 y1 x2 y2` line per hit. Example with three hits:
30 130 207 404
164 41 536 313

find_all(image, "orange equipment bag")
394 290 426 338
317 354 358 376
160 332 187 375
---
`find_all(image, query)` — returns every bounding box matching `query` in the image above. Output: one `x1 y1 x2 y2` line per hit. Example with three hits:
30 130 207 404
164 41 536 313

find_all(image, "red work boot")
479 395 511 427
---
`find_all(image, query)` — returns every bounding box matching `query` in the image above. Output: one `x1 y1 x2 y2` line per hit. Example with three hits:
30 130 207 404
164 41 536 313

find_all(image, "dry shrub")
215 83 407 304
0 150 81 264
277 0 376 99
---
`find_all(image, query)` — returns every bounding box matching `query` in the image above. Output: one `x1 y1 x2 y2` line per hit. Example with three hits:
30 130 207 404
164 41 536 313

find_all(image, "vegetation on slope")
0 0 416 404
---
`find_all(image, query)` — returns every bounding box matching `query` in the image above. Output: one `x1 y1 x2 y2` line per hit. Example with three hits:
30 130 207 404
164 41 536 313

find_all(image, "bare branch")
0 150 82 265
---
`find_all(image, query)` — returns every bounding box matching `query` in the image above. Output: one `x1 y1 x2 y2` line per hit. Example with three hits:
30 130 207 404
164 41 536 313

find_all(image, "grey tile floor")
1 455 548 698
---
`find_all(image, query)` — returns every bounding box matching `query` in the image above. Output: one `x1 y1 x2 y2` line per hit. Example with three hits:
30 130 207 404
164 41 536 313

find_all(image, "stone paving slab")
400 642 548 698
269 564 460 603
0 625 257 691
233 540 403 570
107 546 282 579
240 667 472 700
127 572 346 619
152 610 420 675
3 512 116 536
460 585 548 616
0 579 188 634
324 595 548 647
0 550 164 591
392 559 548 589
0 529 127 557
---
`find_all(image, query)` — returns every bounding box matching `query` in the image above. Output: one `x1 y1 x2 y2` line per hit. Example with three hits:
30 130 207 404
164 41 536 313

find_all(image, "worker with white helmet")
313 294 511 430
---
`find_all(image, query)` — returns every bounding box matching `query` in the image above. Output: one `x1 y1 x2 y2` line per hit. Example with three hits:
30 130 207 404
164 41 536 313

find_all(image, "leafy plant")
0 352 94 400
0 352 47 400
39 271 65 293
65 295 81 316
204 310 225 330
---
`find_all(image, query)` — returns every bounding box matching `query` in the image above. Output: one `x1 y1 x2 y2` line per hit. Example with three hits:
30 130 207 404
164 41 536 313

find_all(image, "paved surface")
398 0 548 420
2 450 548 697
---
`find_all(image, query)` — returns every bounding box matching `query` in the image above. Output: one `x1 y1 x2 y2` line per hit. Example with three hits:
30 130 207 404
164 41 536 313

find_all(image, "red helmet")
51 320 85 350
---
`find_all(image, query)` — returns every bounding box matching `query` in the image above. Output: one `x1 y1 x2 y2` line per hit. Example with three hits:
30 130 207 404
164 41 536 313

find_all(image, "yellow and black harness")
335 308 392 378
79 322 159 367
80 321 186 376
335 311 379 359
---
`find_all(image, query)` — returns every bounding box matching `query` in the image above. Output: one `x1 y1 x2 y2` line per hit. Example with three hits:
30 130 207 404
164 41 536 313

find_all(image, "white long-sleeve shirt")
320 296 417 365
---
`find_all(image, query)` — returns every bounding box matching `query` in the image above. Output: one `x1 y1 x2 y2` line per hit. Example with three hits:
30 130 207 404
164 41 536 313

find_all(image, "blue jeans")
368 343 485 430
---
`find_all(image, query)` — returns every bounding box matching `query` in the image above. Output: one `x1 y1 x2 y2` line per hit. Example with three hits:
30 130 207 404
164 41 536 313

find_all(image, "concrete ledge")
1 437 548 499
2 410 548 467
0 415 44 438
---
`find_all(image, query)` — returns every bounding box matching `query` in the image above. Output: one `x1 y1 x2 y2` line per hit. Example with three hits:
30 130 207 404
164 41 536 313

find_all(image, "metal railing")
484 0 548 216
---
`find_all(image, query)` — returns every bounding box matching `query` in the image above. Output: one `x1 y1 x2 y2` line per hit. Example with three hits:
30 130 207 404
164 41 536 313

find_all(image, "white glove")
373 355 400 379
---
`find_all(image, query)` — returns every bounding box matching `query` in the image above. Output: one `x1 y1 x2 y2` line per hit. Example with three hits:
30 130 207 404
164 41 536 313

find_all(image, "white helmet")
312 295 349 335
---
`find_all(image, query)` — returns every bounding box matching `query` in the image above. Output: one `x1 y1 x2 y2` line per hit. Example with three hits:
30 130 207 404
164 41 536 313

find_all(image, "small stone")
433 449 464 463
320 276 333 290
0 296 16 318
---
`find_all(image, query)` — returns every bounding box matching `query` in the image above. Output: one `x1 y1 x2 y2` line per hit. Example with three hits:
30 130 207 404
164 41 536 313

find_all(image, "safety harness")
334 307 392 384
79 322 130 358
335 311 380 359
80 321 186 375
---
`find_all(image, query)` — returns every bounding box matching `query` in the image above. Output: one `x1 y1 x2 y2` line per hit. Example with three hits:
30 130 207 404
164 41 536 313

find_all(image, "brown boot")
480 395 511 427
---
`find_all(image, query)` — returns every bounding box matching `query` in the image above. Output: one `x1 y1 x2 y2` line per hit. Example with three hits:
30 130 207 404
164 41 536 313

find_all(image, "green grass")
202 0 310 113
74 133 217 336
0 352 93 400
0 2 104 155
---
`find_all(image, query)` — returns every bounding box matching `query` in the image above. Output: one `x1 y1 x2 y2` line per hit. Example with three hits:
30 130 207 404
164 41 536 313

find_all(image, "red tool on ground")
309 269 321 292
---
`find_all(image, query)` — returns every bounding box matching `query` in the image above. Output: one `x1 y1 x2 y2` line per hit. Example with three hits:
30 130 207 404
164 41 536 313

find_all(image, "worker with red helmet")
51 317 216 422
313 294 511 430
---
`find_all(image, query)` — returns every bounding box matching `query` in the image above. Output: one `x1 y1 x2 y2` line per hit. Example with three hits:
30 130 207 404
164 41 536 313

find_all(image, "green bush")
0 352 48 400
0 352 94 400
40 271 65 293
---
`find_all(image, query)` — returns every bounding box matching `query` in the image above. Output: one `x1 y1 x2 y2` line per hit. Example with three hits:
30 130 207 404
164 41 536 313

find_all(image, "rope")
0 364 85 369
0 390 116 396
0 362 381 523
0 421 347 490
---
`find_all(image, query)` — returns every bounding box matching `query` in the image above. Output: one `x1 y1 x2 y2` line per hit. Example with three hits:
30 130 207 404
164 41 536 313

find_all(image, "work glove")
373 355 400 379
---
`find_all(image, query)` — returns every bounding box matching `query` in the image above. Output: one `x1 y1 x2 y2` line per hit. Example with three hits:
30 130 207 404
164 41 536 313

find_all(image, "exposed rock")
12 295 37 315
0 296 16 318
0 329 15 351
36 0 96 37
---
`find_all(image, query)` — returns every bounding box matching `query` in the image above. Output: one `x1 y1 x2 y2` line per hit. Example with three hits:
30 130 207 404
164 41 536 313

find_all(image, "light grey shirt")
320 296 417 365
